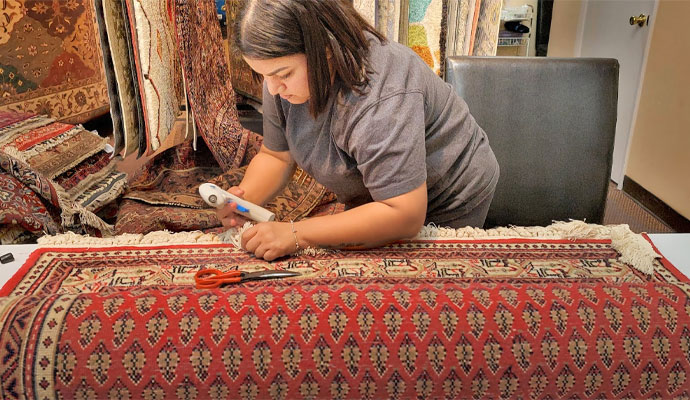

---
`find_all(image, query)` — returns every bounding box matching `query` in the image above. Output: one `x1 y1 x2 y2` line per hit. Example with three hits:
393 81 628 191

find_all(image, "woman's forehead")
243 54 306 75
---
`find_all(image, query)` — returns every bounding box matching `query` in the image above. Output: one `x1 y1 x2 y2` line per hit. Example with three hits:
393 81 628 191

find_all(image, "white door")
578 0 656 184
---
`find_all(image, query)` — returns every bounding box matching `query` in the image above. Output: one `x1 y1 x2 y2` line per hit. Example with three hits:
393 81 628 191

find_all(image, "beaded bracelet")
289 220 300 252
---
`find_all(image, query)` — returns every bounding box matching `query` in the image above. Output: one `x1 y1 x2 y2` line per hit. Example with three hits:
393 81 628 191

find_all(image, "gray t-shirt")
262 35 499 224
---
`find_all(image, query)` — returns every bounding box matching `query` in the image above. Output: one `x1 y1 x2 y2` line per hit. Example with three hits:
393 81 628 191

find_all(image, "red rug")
1 234 689 399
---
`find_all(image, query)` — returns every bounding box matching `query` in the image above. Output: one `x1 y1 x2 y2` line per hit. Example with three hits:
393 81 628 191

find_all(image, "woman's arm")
239 145 296 205
217 145 295 227
241 182 428 260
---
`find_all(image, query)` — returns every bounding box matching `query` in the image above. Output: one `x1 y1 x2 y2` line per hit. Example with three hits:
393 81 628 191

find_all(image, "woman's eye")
279 72 292 80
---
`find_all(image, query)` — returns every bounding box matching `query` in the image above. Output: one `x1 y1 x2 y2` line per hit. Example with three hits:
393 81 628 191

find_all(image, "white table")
1 234 689 288
647 233 690 278
0 244 37 289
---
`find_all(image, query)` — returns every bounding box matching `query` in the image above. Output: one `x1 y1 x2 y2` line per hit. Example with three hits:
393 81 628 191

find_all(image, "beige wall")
547 0 584 57
547 0 689 219
625 0 690 219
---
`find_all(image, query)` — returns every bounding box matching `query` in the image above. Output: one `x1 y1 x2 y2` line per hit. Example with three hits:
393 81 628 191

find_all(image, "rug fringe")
52 184 116 237
39 222 327 256
216 222 331 256
1 146 25 163
215 223 249 248
37 220 660 274
416 220 660 274
37 230 223 246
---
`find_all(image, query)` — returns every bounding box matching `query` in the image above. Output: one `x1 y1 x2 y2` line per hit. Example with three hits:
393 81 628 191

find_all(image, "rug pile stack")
0 111 126 243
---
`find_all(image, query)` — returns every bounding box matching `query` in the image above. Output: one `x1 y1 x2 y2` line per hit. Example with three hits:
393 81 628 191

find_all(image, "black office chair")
445 56 619 227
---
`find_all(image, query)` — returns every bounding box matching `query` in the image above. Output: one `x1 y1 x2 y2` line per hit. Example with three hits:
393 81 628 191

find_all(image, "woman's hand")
216 186 250 228
241 222 298 261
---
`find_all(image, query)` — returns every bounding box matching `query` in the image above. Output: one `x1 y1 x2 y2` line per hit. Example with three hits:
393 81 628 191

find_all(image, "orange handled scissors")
194 268 300 289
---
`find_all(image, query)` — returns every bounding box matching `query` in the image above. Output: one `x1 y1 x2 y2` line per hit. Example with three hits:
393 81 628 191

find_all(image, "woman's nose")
265 77 284 96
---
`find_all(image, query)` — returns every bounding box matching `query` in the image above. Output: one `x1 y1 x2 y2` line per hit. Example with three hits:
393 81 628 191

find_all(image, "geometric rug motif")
54 151 113 191
5 122 74 152
72 168 128 213
0 239 689 399
0 0 109 123
25 128 108 179
3 239 688 297
0 171 60 236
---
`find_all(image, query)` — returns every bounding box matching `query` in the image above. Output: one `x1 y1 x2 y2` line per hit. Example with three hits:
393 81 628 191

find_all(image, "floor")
602 182 674 233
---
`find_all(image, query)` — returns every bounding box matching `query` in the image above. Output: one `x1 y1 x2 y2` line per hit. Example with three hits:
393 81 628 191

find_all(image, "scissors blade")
243 270 301 281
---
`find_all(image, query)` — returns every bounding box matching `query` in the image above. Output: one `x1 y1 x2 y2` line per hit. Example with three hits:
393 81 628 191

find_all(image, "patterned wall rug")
0 0 109 123
1 222 689 399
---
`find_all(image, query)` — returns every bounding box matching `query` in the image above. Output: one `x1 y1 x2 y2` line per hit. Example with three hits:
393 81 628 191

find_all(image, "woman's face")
243 54 310 104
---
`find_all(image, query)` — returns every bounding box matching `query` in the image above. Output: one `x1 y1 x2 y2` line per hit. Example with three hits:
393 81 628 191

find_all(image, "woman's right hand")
216 186 250 228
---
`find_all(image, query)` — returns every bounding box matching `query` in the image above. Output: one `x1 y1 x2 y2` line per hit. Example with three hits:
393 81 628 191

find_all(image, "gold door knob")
629 14 649 27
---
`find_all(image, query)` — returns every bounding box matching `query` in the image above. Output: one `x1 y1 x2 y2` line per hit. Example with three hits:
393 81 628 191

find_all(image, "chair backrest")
445 56 619 227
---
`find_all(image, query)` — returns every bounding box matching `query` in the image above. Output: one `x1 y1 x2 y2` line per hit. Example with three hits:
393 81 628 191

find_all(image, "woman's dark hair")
234 0 386 117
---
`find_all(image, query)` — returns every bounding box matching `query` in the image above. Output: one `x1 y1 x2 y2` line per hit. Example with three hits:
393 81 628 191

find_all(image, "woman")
220 0 499 261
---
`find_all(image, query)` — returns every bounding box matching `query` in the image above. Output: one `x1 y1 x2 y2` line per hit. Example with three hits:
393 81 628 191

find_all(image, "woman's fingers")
214 186 246 224
261 249 279 262
241 226 259 251
217 200 243 219
240 223 291 261
221 215 246 228
251 243 279 261
220 207 249 228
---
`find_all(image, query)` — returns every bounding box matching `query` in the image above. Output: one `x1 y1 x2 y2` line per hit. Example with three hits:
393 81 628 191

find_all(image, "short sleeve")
261 82 290 152
345 91 427 201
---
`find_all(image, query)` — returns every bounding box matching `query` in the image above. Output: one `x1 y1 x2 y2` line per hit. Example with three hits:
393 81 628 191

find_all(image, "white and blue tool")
199 183 275 222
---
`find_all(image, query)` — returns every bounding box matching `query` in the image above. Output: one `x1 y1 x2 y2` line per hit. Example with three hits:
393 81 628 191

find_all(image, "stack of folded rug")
0 111 127 243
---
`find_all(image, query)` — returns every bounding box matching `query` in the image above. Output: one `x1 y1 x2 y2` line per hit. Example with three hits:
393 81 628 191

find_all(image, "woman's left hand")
241 222 298 261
